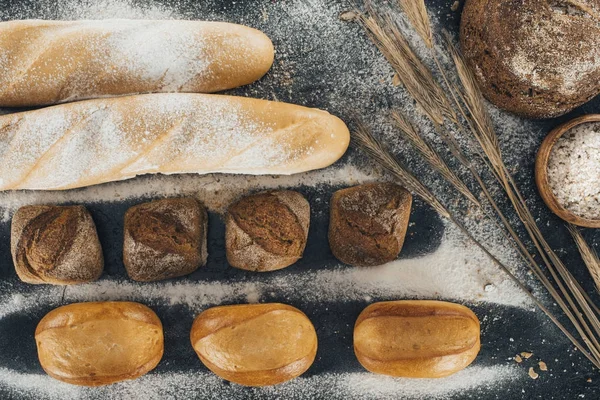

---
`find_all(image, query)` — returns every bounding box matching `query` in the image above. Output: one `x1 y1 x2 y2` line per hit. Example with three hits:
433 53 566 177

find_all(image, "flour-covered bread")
226 190 310 272
0 93 350 191
461 0 600 118
0 19 274 107
329 183 412 267
11 205 103 285
124 198 208 282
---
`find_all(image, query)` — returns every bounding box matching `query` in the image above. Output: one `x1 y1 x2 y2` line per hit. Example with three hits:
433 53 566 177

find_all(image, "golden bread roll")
35 302 164 386
354 300 480 378
0 19 274 107
0 93 350 191
190 303 318 386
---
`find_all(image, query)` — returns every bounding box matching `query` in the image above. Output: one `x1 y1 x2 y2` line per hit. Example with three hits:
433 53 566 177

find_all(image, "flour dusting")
0 0 566 399
0 366 520 400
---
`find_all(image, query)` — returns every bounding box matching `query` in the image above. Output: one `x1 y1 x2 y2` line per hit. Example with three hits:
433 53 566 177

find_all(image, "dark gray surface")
0 0 599 399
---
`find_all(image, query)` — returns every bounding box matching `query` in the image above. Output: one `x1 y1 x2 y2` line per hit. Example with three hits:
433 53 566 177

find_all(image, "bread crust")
354 300 480 378
329 183 412 267
226 190 310 272
190 303 317 386
35 302 164 386
10 205 103 285
0 19 274 107
460 0 600 118
0 93 350 191
123 198 208 281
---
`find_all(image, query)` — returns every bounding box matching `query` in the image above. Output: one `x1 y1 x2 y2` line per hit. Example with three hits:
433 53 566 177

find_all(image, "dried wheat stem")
356 1 600 367
356 6 450 125
569 225 600 293
351 122 600 368
352 121 450 219
397 0 433 48
444 32 600 359
391 111 480 206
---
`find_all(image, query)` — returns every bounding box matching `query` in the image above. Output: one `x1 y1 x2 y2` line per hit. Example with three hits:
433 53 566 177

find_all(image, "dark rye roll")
11 205 103 285
460 0 600 118
329 183 412 267
123 198 208 282
226 190 310 272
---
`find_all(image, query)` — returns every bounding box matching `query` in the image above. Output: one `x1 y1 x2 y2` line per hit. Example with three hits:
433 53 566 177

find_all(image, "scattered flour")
0 0 551 398
0 222 532 322
0 366 520 400
0 164 378 222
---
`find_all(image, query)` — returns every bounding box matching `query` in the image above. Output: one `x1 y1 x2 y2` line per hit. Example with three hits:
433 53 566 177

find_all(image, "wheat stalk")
391 111 480 206
356 6 450 125
355 1 600 368
352 121 600 368
397 0 433 48
569 225 600 293
352 120 450 219
444 33 600 357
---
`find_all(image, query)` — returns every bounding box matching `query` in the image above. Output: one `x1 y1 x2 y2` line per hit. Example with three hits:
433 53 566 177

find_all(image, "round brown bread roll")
190 303 318 386
328 183 412 267
226 190 310 272
354 300 480 378
35 302 164 386
123 198 208 282
461 0 600 118
11 205 103 285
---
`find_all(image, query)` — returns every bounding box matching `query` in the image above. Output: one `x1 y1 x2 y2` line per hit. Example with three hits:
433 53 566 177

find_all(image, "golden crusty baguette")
190 303 318 386
35 302 164 386
0 19 274 107
0 93 350 191
354 300 480 378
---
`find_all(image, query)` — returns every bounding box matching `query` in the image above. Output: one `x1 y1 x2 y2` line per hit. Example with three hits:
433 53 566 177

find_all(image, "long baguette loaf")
0 20 274 107
0 93 350 191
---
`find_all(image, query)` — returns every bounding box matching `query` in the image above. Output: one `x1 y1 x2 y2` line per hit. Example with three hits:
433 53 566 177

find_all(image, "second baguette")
0 93 350 191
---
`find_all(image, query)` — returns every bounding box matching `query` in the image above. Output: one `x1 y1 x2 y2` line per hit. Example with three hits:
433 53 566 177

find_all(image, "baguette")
0 19 274 107
0 93 350 191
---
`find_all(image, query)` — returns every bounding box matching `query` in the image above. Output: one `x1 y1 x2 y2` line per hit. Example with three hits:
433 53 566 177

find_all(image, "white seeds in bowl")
547 122 600 220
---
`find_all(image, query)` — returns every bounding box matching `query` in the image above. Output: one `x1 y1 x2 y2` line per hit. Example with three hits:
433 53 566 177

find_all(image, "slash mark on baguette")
10 108 105 189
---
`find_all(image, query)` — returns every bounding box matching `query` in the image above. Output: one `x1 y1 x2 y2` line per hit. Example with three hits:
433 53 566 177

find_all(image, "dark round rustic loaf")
329 183 412 267
11 205 103 285
460 0 600 118
226 190 310 272
123 198 208 282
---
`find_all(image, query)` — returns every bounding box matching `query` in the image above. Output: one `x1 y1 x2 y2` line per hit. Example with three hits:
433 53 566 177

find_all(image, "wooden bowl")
535 115 600 228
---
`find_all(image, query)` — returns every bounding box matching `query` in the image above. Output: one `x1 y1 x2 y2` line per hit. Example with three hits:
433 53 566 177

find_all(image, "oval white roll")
0 20 275 107
0 93 350 191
